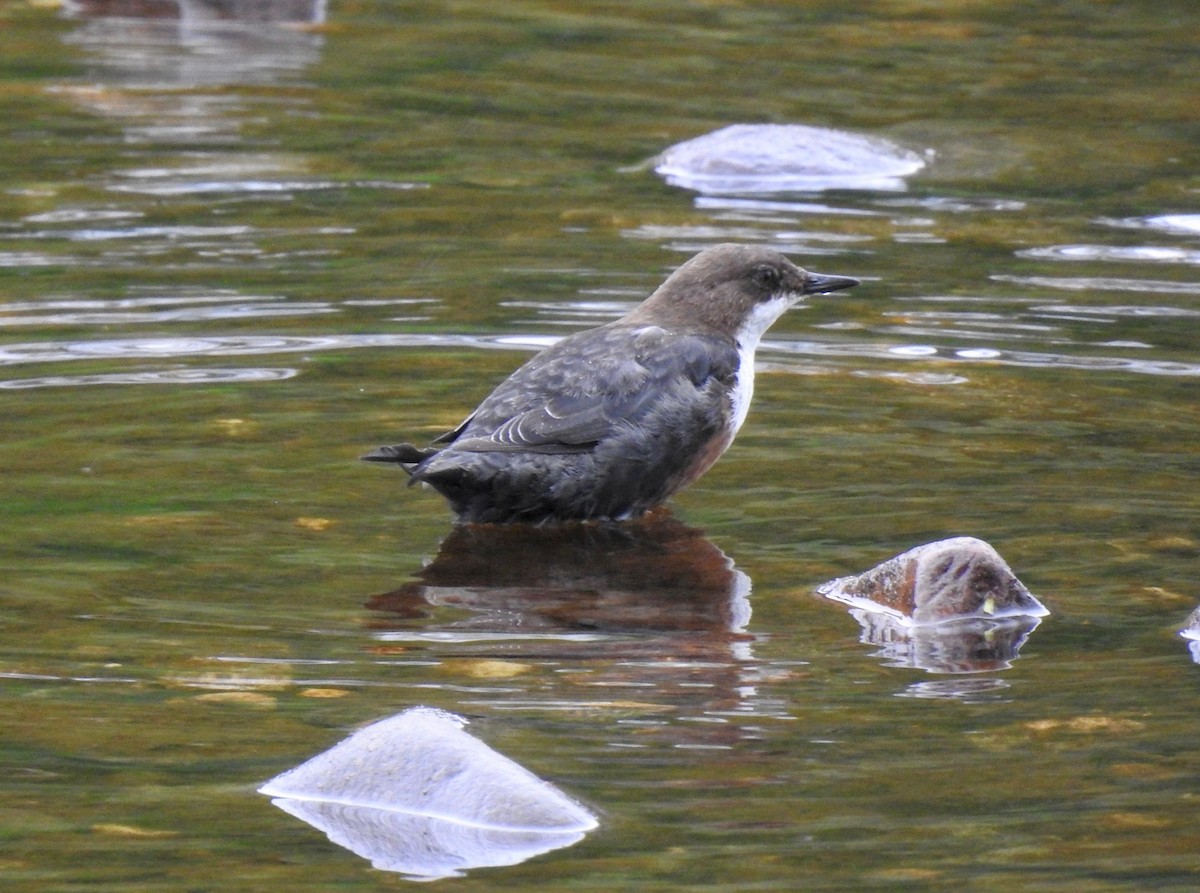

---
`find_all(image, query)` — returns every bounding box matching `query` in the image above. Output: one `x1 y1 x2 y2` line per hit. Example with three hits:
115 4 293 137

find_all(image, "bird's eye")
752 265 781 290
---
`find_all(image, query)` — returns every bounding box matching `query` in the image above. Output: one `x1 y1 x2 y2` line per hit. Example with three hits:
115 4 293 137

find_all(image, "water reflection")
621 221 872 258
766 336 1200 378
993 274 1200 296
9 326 1200 383
895 677 1013 702
367 514 750 639
365 514 787 740
845 610 1044 676
63 0 326 88
1017 245 1200 265
693 195 884 218
260 706 596 881
0 366 296 389
35 0 367 285
0 332 496 367
0 293 335 327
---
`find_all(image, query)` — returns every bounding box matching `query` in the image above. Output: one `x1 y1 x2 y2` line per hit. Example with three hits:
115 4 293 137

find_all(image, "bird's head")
625 243 860 345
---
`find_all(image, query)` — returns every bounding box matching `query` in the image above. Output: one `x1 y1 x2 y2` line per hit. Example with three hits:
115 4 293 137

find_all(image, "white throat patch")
728 292 798 435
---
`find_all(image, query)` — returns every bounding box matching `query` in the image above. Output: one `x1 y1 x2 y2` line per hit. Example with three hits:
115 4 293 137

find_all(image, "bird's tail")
361 443 438 472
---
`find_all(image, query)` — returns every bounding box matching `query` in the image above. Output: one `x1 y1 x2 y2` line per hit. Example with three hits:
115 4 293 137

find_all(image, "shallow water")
2 1 1199 890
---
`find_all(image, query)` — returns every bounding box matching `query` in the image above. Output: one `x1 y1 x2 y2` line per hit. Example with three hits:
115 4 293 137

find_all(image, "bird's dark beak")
802 272 860 295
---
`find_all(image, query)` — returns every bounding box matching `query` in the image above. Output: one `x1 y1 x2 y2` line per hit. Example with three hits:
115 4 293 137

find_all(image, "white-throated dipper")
364 243 860 524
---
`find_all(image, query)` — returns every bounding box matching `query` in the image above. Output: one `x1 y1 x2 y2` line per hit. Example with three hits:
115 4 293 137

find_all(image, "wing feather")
444 327 736 456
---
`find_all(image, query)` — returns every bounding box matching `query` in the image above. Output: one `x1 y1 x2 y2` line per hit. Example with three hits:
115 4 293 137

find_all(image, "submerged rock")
1180 606 1200 663
260 707 596 880
1141 214 1200 236
817 537 1048 674
817 536 1048 626
654 124 926 195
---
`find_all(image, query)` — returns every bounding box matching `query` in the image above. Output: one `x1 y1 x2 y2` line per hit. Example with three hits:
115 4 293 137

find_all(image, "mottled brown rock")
817 536 1047 625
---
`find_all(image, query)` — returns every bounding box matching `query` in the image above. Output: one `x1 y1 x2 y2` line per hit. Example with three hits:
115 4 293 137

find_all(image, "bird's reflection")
365 513 786 740
368 512 751 638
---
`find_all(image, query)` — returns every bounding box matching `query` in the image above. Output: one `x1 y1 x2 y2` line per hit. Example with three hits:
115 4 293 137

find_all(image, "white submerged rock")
1181 606 1200 664
1181 606 1200 641
260 706 597 880
1141 214 1200 236
654 124 927 195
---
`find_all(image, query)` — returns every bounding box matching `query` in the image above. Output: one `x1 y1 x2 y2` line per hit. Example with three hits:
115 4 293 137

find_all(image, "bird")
363 243 860 524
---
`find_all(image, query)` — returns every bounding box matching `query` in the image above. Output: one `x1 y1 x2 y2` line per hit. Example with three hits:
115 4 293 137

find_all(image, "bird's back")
410 323 740 523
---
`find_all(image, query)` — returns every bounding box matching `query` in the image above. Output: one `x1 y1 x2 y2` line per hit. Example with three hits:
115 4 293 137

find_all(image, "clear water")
2 1 1198 890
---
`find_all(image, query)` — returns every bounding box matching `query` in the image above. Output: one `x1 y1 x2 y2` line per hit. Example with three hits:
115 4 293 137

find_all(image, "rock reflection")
260 706 596 881
818 537 1048 674
366 513 781 739
844 610 1044 675
63 0 326 89
895 677 1013 702
39 0 341 290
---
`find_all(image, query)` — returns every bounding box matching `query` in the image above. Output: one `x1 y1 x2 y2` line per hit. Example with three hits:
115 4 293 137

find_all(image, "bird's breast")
727 349 755 436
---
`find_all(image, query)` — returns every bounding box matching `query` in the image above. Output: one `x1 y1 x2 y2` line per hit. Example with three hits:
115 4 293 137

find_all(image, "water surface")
1 2 1198 891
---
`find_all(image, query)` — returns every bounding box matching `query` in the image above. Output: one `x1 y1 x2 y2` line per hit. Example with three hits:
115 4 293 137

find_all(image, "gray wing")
441 326 737 456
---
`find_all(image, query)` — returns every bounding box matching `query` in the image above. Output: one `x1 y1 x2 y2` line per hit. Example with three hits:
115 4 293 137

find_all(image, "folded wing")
435 326 736 457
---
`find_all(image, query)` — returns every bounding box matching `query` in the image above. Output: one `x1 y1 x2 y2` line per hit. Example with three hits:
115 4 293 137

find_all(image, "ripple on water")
4 329 1196 382
500 299 634 328
1100 214 1200 237
0 367 299 390
692 196 884 218
0 251 88 268
1016 244 1200 265
0 293 337 327
762 338 1200 378
1031 303 1200 320
27 224 254 242
993 274 1200 295
23 208 144 224
0 333 543 368
883 308 1061 339
858 370 971 385
621 223 869 258
872 196 1028 213
107 179 426 197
